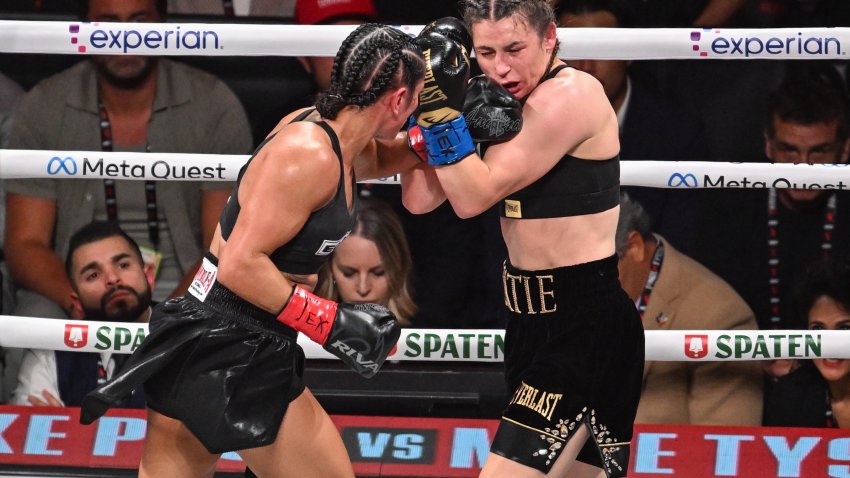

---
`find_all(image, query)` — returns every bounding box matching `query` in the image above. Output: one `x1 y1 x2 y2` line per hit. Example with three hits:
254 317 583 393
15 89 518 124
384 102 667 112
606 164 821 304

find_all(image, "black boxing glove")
416 30 470 127
420 17 472 58
464 75 523 143
415 31 474 165
278 286 400 378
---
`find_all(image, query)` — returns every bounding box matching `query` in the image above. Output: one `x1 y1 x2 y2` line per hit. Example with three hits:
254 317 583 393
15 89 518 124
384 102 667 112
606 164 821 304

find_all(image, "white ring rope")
0 20 847 60
3 149 850 190
3 21 847 368
0 315 847 362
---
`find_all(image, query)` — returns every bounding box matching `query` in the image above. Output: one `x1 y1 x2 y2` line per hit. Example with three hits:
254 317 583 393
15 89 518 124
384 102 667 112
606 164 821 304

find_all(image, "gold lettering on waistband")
504 269 522 313
504 199 522 218
503 271 557 314
502 266 514 312
523 276 536 314
539 275 557 314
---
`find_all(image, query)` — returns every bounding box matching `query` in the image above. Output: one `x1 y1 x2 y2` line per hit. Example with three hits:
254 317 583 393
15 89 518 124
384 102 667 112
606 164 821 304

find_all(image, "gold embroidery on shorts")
502 266 513 311
590 409 626 476
504 199 522 218
526 406 629 473
523 276 536 314
502 272 557 314
503 268 521 313
538 275 557 313
509 382 564 421
531 407 587 467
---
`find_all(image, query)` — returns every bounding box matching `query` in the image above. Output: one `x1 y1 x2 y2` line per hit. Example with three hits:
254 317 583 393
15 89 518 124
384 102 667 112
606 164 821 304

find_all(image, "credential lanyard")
766 188 836 328
98 102 160 250
826 389 836 428
221 0 235 16
636 236 665 319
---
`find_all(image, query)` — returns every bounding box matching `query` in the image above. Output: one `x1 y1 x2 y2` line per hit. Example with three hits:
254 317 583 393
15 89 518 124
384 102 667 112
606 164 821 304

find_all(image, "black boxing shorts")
490 255 644 478
82 258 305 454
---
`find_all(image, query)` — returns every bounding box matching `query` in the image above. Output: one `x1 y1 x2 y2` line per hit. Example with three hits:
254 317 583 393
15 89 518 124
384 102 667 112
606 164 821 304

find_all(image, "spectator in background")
0 71 25 404
169 0 295 17
559 0 708 255
0 0 78 14
3 0 252 324
12 221 152 408
316 199 416 326
616 194 763 425
0 71 25 246
696 62 850 331
763 256 850 428
749 0 850 28
616 0 747 27
294 0 379 94
0 71 24 147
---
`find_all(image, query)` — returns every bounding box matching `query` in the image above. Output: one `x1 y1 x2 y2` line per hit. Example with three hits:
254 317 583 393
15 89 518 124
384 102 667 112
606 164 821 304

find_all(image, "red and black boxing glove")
407 117 427 162
277 286 400 378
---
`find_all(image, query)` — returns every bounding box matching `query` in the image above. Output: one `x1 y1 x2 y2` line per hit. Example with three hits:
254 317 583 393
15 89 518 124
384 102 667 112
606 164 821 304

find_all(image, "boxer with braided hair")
318 24 423 117
401 2 644 477
79 23 426 478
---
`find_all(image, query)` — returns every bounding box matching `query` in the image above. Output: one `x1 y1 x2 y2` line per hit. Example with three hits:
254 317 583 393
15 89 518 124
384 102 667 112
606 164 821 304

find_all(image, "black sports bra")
218 109 356 275
499 65 620 219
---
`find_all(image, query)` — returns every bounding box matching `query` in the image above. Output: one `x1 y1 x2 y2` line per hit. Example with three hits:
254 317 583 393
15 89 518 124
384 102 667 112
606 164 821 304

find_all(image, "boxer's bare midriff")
501 205 619 271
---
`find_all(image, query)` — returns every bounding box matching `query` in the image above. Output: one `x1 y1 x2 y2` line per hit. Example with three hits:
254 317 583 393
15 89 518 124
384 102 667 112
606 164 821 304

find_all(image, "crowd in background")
0 0 848 432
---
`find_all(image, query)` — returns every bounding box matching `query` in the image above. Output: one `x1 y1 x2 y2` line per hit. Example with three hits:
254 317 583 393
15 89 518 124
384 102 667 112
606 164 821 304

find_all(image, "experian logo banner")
690 28 845 58
68 22 222 54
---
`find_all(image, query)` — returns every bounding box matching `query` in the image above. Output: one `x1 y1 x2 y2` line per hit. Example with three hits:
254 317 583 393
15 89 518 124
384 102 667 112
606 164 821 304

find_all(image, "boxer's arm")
354 132 421 181
435 75 613 218
216 124 337 312
402 163 447 214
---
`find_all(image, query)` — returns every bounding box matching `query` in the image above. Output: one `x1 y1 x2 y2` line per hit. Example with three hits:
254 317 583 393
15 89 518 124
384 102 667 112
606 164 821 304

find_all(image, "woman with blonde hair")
316 198 416 326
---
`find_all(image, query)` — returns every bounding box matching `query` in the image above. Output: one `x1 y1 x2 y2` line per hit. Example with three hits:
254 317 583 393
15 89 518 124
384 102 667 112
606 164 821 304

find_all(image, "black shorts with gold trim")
81 282 305 454
491 255 644 477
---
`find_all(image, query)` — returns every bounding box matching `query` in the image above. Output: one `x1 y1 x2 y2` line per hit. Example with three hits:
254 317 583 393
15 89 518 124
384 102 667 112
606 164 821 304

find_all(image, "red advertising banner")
0 406 848 477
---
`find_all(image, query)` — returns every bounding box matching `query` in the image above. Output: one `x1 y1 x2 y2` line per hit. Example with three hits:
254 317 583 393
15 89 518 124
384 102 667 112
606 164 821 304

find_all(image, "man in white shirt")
12 221 154 407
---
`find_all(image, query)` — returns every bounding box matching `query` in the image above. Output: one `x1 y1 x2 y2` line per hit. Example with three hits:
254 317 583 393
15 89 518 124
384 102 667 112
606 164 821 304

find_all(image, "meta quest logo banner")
46 155 227 180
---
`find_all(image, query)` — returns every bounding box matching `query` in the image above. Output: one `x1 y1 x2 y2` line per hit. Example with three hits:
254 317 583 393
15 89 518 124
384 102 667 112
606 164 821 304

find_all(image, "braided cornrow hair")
316 24 426 119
